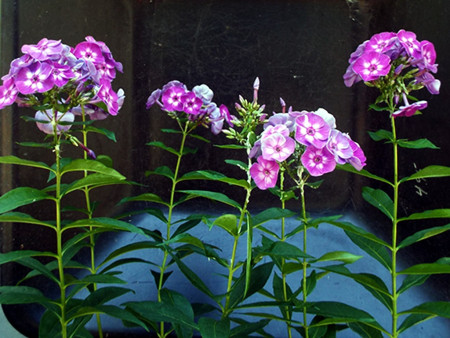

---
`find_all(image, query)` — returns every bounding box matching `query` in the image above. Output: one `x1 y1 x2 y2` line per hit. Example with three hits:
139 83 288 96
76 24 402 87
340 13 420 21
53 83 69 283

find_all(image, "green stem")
157 121 190 337
279 169 292 338
53 116 67 338
223 156 253 318
80 106 103 338
299 177 309 338
390 115 399 338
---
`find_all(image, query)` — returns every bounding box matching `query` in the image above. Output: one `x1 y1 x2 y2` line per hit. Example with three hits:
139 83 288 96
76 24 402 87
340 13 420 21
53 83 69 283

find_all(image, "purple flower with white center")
397 29 421 58
50 63 74 87
295 112 331 149
146 88 162 109
193 84 214 105
250 156 280 190
301 146 336 177
15 61 54 94
352 51 391 82
347 139 366 171
21 38 64 61
415 72 440 95
326 130 353 164
162 86 186 111
261 133 295 162
392 93 428 118
181 91 203 115
35 110 74 135
365 32 396 54
0 77 18 109
73 41 105 65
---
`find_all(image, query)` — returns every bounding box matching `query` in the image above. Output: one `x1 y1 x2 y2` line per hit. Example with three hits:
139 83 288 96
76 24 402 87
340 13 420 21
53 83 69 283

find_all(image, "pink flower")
181 91 203 115
352 51 391 82
397 29 421 58
365 32 396 54
162 86 186 111
261 133 295 162
250 156 280 190
0 77 18 109
347 139 366 171
295 112 331 149
301 146 336 177
326 130 353 164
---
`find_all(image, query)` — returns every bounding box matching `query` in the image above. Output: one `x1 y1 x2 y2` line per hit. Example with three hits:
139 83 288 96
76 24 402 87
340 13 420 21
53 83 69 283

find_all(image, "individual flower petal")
352 51 391 82
35 110 74 135
250 156 279 190
313 108 336 129
347 139 366 171
301 146 336 177
295 112 331 149
146 88 162 109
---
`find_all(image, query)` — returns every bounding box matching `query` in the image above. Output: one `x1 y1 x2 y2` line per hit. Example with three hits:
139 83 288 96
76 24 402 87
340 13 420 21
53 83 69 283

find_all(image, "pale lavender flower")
347 139 366 171
313 108 336 129
261 133 295 162
250 156 280 190
35 110 74 135
21 38 64 61
295 112 331 149
415 72 440 95
193 84 214 105
301 146 336 177
146 88 162 109
326 130 353 164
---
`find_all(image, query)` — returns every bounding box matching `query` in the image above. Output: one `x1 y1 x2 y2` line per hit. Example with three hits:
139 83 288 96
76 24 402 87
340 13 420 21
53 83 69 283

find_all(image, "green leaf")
305 301 386 333
146 165 175 180
398 224 450 249
398 261 450 275
397 274 429 295
161 128 181 134
215 144 247 150
67 273 126 286
161 289 195 338
212 214 238 236
348 322 384 338
362 187 394 220
63 217 146 236
189 133 211 143
312 251 363 264
0 187 51 213
399 301 450 318
401 165 450 183
61 173 126 196
199 317 230 338
0 212 54 229
263 240 312 261
398 209 450 222
345 231 392 271
84 126 117 142
327 220 390 248
224 159 248 171
0 155 52 171
60 159 125 179
250 207 296 228
398 313 436 334
336 164 392 186
0 286 51 305
397 138 439 149
230 319 270 337
120 193 169 207
0 250 56 265
146 141 179 156
367 129 393 141
179 170 249 189
179 190 241 210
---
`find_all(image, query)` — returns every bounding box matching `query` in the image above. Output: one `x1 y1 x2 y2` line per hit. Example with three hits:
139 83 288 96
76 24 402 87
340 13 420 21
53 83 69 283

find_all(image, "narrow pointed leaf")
146 165 175 180
0 212 54 229
398 261 450 275
397 274 429 295
397 138 439 149
401 165 450 182
120 193 169 207
368 129 392 141
0 187 51 213
146 141 179 156
362 187 394 220
399 301 450 318
337 164 392 186
61 173 126 196
0 155 52 171
0 250 56 265
398 314 436 334
348 322 384 338
61 159 125 179
0 286 52 305
312 251 363 264
327 220 390 248
179 170 249 188
179 190 241 209
211 214 238 236
63 217 146 236
84 126 117 142
398 224 450 249
398 209 450 222
230 319 270 337
250 207 297 228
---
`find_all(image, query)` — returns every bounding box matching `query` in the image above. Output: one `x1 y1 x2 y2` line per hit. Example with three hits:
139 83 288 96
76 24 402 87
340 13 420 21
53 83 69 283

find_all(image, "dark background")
1 0 449 336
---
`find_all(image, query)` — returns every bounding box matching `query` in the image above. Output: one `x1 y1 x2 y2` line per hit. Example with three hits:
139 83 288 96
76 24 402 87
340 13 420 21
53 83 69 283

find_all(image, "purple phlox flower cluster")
145 80 233 135
250 107 366 190
0 37 124 134
344 29 440 96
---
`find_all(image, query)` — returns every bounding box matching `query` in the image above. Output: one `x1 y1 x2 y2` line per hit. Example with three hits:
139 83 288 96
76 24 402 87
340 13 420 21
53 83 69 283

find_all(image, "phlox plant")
0 37 147 338
336 29 450 337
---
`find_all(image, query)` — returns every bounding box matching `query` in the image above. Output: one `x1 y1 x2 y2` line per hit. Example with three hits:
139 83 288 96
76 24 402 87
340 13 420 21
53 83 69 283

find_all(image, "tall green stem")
390 115 399 338
80 106 103 338
279 169 292 338
223 156 253 318
299 177 309 338
157 121 189 337
53 118 67 338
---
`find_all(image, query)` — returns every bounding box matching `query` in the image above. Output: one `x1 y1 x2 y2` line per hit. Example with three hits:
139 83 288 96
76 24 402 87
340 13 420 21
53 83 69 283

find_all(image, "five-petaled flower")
250 156 280 190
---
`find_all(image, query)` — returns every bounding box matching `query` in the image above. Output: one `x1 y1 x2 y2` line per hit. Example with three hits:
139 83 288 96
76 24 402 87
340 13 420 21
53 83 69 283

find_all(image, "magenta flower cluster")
146 80 233 134
344 30 440 118
0 37 124 134
250 107 366 190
